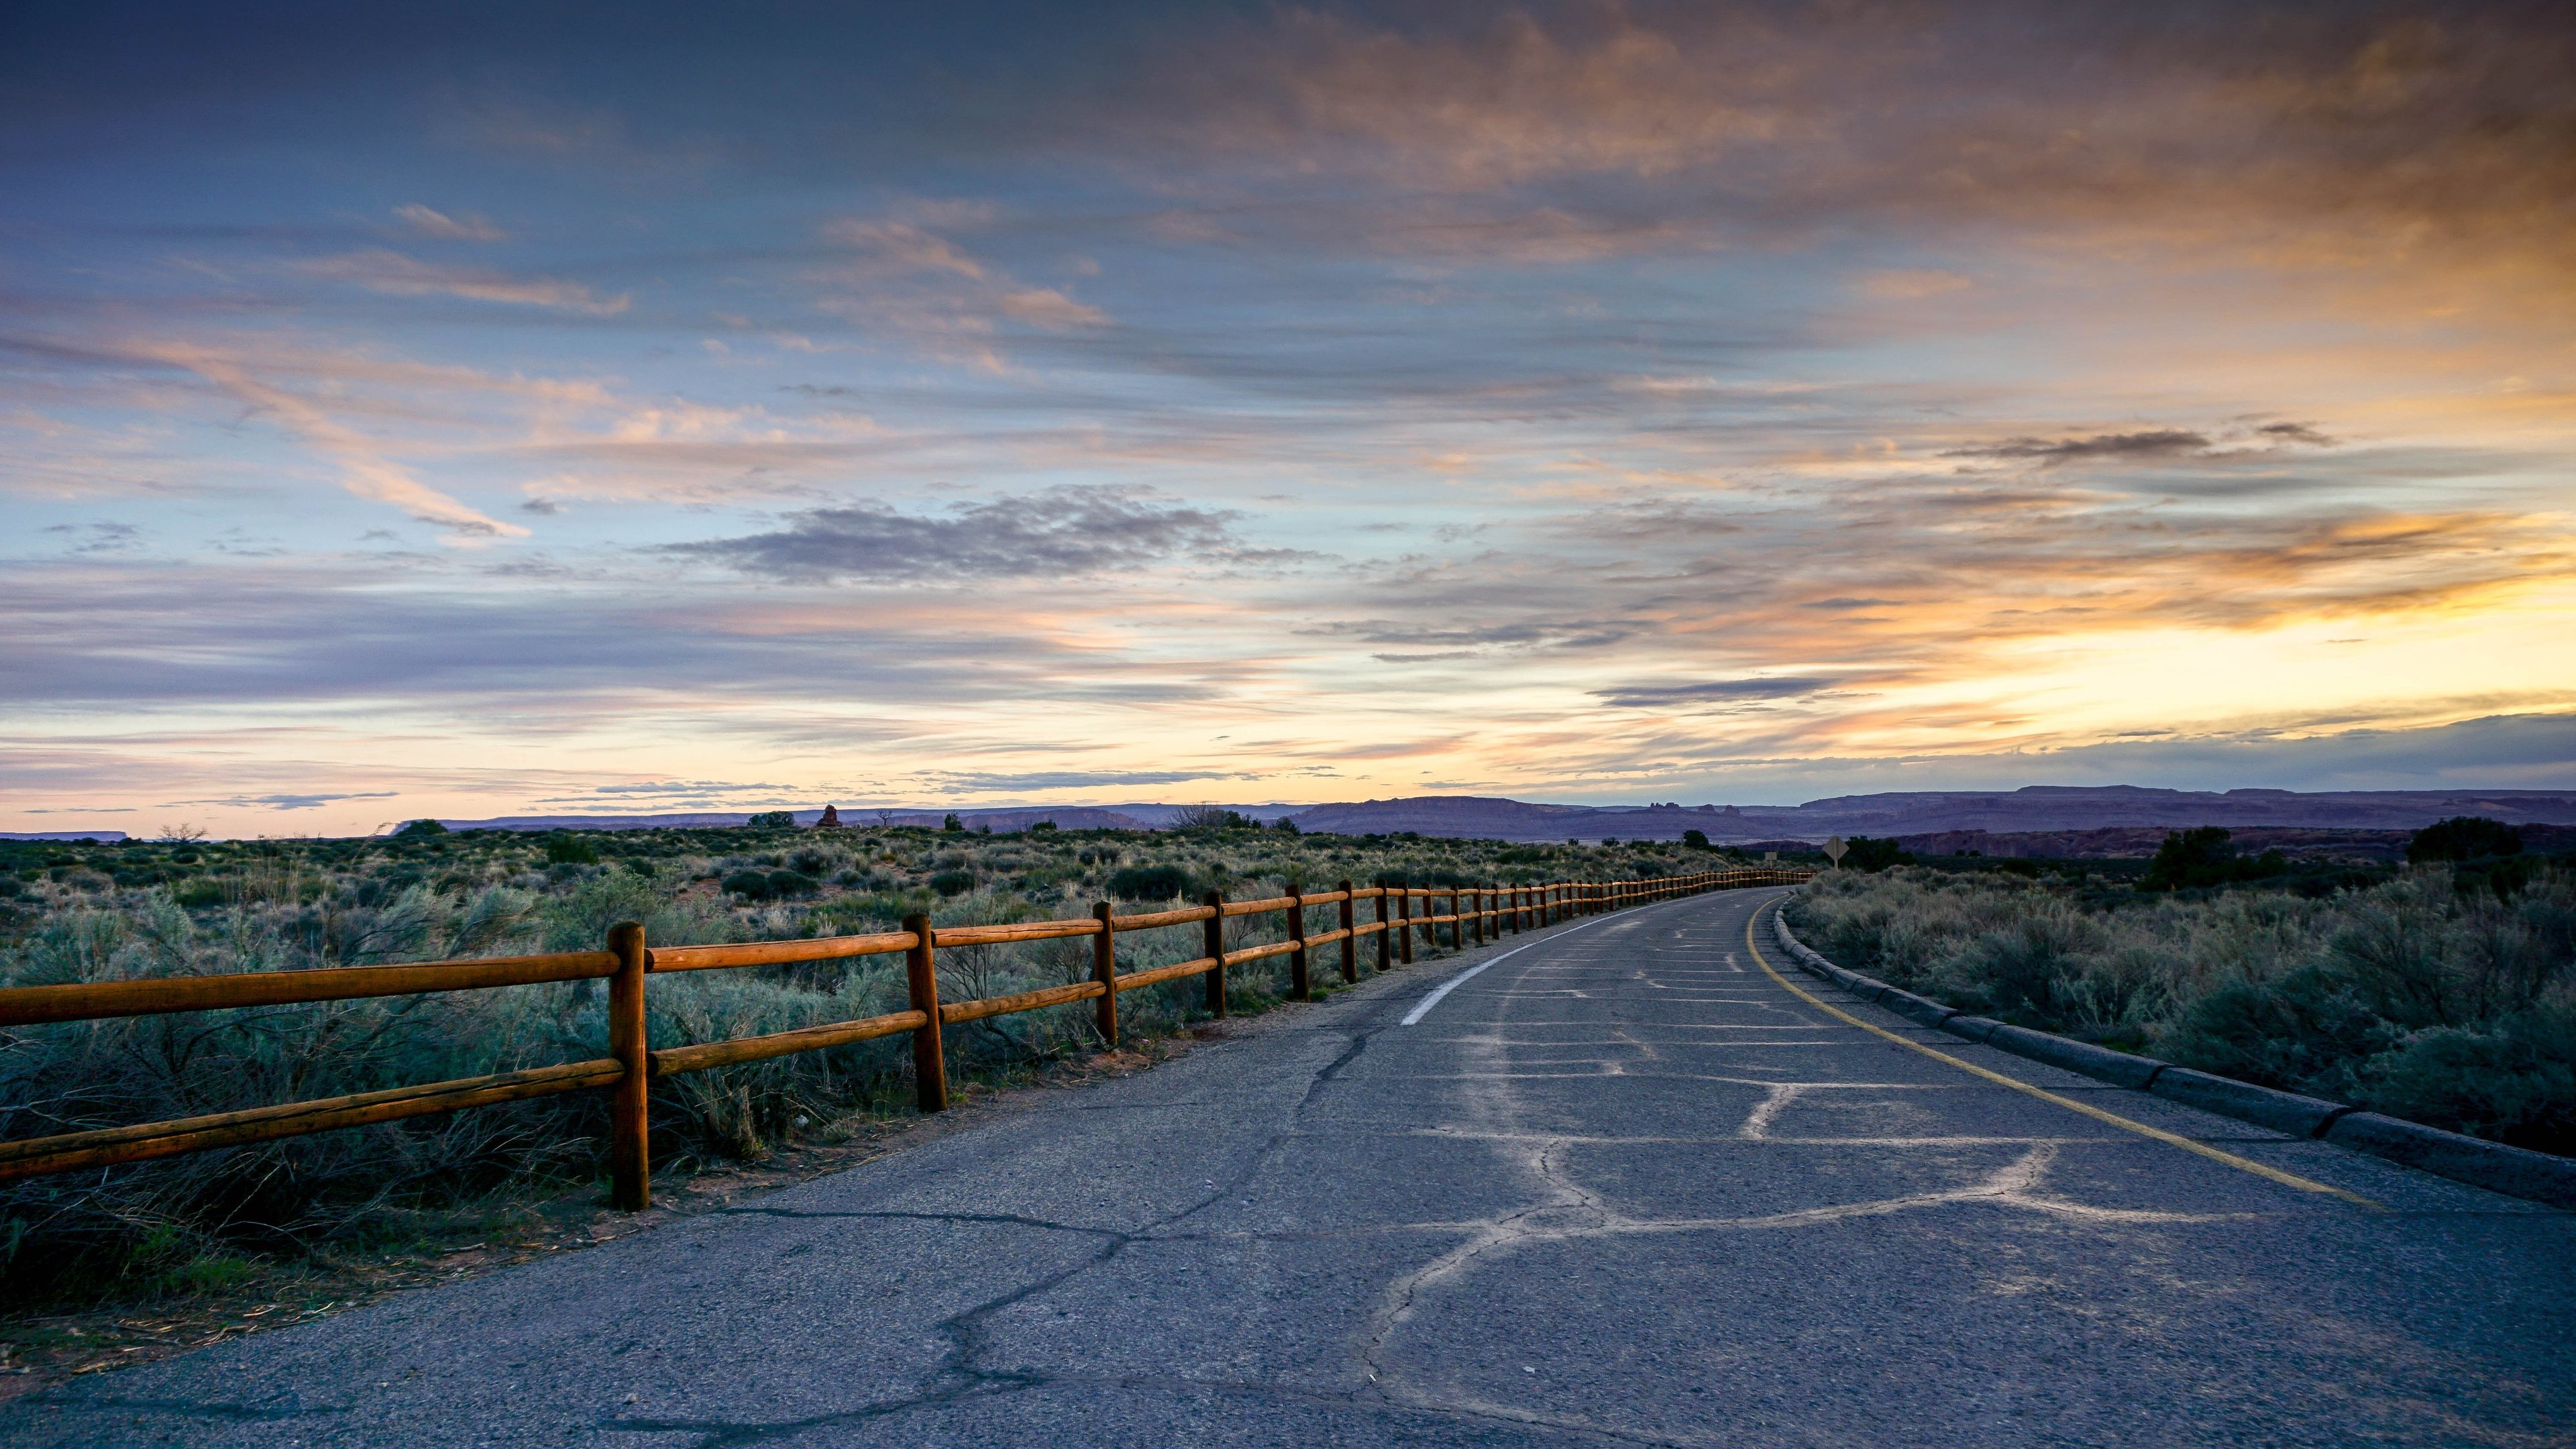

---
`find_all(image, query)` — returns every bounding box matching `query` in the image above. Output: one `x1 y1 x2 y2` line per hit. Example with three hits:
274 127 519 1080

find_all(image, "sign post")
1823 835 1848 868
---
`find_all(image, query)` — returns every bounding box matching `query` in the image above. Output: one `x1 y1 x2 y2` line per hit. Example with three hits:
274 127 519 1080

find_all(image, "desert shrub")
543 833 598 865
1789 862 2576 1153
1110 863 1193 902
928 869 975 897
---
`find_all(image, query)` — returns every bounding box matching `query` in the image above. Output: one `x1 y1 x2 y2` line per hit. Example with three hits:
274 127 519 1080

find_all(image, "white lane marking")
1399 913 1616 1025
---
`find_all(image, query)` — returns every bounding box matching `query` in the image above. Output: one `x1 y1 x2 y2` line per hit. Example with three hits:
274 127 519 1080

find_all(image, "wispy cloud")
392 204 504 241
1593 678 1837 709
299 250 629 314
139 342 527 541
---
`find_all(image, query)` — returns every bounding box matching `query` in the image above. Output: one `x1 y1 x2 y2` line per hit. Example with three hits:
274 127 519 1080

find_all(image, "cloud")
1862 270 1972 299
1592 678 1837 709
812 213 1110 368
1949 430 2213 466
661 486 1273 582
2259 421 2337 447
392 204 504 241
299 250 630 315
1104 4 2576 321
140 342 527 541
924 769 1243 792
172 790 400 810
1947 423 2341 467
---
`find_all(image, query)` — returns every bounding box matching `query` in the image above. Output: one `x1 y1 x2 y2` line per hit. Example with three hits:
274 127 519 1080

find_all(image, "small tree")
2408 816 2522 863
1841 836 1914 872
942 812 963 833
2141 826 2286 891
1171 804 1238 830
394 818 447 837
1681 828 1710 849
746 810 796 830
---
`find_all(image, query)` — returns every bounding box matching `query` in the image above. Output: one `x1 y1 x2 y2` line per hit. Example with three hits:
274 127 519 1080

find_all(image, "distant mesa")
1275 788 2576 844
146 784 2576 846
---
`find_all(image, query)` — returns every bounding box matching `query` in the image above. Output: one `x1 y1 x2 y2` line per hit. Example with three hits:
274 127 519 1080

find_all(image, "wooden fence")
0 868 1807 1209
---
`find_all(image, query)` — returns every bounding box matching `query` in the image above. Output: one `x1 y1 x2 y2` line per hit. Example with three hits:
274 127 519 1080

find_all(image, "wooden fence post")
1398 888 1415 965
1091 902 1118 1049
1201 891 1228 1018
1287 885 1310 1001
1375 888 1391 971
903 912 947 1114
1338 880 1357 983
1470 887 1485 946
607 920 649 1212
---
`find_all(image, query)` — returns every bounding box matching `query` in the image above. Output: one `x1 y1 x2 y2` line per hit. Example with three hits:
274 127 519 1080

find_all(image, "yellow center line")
1743 903 2382 1210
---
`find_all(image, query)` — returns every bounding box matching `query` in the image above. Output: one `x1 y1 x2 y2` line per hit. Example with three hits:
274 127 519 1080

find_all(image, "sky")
4 1 2573 838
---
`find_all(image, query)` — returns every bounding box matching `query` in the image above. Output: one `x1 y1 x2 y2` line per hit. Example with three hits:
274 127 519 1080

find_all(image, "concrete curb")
1768 904 2576 1210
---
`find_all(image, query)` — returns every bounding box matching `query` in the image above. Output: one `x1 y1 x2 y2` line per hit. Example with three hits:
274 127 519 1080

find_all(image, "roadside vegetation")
0 819 1750 1311
1786 820 2575 1157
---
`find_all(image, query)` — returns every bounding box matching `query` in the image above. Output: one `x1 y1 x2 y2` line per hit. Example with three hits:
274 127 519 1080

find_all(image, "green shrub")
1110 863 1192 902
928 869 975 897
543 833 598 865
394 818 446 837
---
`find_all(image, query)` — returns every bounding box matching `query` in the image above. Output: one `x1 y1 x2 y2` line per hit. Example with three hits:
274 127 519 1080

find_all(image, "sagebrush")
1786 863 2576 1154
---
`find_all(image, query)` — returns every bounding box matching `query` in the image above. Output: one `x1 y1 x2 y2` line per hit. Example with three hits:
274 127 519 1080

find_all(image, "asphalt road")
12 887 2573 1447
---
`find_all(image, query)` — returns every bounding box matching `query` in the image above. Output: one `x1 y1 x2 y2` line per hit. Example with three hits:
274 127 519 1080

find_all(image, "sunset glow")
5 3 2572 835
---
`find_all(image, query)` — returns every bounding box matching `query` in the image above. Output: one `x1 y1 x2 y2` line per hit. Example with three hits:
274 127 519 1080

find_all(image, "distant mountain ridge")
390 785 2576 843
432 806 1154 833
1282 787 2576 843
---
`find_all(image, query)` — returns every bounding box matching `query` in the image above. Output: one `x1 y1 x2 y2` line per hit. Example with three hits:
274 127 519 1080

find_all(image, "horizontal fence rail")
0 868 1809 1208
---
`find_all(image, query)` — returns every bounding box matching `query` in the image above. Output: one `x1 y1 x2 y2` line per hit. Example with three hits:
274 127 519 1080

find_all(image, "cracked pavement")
9 888 2572 1446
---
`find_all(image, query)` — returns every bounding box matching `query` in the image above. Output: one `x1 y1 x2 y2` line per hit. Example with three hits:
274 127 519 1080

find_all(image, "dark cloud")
662 486 1277 582
170 790 399 810
925 768 1244 792
1948 430 2212 466
2259 421 2337 447
1593 678 1835 709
